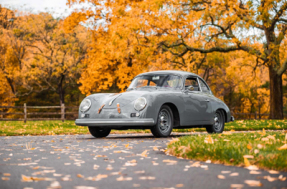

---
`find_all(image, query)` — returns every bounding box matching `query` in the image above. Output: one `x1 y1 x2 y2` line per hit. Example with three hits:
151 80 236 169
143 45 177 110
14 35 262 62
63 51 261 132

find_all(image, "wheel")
206 110 225 133
88 127 111 138
151 105 174 137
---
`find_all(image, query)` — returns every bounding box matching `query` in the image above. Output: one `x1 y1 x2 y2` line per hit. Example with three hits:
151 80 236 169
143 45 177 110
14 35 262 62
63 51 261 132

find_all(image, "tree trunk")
268 67 283 119
58 75 65 106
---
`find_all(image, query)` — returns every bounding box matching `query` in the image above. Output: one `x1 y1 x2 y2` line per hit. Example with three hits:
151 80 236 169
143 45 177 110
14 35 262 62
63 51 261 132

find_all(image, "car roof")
136 70 199 77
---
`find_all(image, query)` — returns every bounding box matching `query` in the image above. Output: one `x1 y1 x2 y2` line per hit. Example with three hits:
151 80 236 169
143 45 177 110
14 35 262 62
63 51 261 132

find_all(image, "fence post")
61 103 65 122
24 103 27 123
254 111 257 120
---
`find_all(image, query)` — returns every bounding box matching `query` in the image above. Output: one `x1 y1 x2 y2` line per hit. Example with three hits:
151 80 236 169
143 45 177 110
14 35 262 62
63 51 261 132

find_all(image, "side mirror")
187 86 194 91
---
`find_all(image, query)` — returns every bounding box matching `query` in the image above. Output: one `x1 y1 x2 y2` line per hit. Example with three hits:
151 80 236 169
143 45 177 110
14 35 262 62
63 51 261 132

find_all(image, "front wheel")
151 105 174 137
88 127 111 138
206 110 225 133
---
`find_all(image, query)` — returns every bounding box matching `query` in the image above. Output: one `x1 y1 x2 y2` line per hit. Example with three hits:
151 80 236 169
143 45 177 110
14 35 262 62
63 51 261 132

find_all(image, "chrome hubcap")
158 110 171 133
214 113 222 131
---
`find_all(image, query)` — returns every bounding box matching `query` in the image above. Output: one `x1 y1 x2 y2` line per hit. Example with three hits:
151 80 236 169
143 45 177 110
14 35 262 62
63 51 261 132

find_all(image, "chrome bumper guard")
75 118 155 126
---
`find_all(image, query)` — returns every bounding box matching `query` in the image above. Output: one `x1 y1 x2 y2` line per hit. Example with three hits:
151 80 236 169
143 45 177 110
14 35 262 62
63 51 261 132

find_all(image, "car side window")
198 79 210 93
185 78 200 91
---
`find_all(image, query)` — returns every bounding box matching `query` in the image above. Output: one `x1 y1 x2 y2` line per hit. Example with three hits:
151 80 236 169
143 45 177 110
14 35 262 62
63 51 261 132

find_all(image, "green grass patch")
174 119 287 132
167 131 287 171
0 119 286 136
0 120 150 136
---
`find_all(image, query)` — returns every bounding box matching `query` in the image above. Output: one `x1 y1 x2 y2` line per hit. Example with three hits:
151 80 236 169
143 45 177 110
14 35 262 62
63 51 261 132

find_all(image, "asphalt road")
0 133 286 189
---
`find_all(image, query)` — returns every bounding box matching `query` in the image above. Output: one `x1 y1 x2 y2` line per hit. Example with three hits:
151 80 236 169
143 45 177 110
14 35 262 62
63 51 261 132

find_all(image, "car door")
197 78 215 123
181 76 210 124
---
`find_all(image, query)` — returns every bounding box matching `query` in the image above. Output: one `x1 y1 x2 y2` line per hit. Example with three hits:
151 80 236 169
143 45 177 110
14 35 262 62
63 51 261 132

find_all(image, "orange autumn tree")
67 0 287 118
0 8 90 106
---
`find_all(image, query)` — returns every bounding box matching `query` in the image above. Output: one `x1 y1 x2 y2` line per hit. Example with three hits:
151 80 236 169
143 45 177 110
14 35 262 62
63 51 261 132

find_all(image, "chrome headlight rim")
134 97 147 111
80 99 92 112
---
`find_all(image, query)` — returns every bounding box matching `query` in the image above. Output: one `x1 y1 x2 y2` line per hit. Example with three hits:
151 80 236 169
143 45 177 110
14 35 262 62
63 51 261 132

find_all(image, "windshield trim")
128 74 183 90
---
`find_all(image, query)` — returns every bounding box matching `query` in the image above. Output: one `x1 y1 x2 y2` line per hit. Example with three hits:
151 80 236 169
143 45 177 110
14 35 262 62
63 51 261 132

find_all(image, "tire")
206 110 225 133
151 105 174 137
88 127 111 138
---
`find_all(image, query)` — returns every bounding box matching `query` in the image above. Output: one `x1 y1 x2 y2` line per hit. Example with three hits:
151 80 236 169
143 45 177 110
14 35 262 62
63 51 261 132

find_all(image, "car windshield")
128 75 182 90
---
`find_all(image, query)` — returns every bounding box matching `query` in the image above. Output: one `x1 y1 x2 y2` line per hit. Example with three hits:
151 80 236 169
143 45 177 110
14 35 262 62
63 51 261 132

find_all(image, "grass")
167 131 287 171
0 119 286 136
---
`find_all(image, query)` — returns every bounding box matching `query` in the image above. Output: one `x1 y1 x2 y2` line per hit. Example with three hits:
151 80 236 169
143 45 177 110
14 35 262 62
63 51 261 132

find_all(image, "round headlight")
134 97 147 111
80 99 91 112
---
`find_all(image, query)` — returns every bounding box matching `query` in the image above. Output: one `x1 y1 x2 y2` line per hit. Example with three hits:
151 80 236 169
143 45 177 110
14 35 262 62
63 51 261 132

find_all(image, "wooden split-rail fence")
0 104 78 123
0 104 286 122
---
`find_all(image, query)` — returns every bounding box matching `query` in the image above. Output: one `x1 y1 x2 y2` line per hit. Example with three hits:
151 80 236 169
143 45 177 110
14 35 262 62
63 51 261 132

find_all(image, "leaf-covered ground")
0 119 287 136
167 131 287 171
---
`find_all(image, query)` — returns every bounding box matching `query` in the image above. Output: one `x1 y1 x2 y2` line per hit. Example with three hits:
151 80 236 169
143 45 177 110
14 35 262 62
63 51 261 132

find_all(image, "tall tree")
67 0 287 118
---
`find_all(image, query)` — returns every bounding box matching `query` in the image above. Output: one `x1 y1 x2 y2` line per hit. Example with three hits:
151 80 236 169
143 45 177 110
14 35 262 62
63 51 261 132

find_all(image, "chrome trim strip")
75 118 155 126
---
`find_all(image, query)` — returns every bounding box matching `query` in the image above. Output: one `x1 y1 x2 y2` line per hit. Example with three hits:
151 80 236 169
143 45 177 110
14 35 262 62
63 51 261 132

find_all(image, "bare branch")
277 57 287 76
270 2 287 30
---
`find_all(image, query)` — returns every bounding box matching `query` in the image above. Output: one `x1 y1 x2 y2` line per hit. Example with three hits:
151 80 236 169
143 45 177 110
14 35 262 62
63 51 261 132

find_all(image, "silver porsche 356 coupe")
76 70 234 138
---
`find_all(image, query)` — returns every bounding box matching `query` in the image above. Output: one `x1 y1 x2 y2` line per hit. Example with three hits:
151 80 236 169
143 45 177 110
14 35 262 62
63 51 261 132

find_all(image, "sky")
0 0 85 18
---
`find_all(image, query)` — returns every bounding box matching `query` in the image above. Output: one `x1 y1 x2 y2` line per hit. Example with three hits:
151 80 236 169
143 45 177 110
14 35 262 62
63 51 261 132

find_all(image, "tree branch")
277 57 287 76
270 2 287 30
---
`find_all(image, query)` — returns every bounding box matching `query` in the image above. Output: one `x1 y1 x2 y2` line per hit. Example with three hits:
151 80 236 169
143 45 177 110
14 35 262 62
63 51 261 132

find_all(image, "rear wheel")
88 127 111 138
151 105 174 137
206 110 225 133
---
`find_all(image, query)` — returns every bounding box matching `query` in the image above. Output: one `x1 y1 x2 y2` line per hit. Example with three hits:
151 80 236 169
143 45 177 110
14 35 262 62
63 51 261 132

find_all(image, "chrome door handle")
205 99 210 102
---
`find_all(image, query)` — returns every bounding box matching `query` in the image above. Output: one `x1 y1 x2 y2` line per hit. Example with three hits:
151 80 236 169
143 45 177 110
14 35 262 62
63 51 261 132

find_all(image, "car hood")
90 90 151 109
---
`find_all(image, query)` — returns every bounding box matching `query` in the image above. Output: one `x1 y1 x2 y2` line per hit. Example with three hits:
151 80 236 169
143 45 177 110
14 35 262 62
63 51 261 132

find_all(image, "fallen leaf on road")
163 159 177 163
279 175 286 181
176 184 184 187
21 175 33 182
140 150 148 157
93 165 99 170
116 176 132 181
3 173 11 176
134 170 145 174
221 171 231 174
268 170 279 174
2 177 9 180
244 180 262 187
74 186 97 189
230 184 244 188
218 175 225 179
49 181 61 189
139 176 155 180
264 175 277 182
77 174 84 178
246 165 259 171
230 172 239 176
153 147 158 151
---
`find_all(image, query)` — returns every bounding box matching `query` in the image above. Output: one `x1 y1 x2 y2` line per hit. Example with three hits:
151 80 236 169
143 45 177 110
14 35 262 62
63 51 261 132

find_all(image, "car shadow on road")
75 133 191 140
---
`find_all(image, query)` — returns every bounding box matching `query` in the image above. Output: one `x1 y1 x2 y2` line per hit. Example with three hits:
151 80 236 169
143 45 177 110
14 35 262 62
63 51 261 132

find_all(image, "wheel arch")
162 102 180 127
217 108 227 122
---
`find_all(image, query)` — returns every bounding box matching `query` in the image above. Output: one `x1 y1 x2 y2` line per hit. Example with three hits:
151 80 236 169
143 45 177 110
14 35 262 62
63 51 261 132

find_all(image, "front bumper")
75 118 155 127
230 116 235 122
